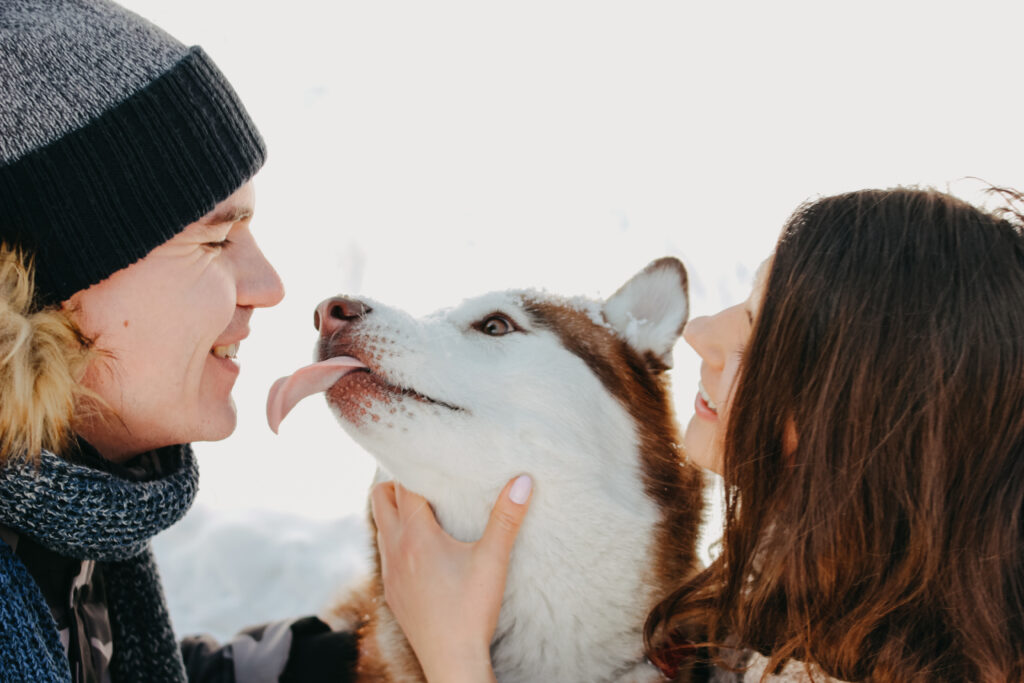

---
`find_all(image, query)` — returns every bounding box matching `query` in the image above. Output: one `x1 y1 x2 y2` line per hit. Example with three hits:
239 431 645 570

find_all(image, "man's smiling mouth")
212 343 239 359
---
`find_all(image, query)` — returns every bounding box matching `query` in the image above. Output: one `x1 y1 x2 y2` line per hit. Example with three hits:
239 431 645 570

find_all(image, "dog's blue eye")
479 315 514 336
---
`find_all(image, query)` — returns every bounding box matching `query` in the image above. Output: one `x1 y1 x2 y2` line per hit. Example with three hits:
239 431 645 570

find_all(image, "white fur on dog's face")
322 291 641 505
311 258 691 545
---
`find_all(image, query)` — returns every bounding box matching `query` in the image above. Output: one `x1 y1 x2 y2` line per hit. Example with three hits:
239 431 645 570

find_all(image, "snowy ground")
153 506 371 640
121 0 1024 642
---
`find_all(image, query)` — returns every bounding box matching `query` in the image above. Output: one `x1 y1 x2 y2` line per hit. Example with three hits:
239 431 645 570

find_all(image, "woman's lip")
694 391 718 421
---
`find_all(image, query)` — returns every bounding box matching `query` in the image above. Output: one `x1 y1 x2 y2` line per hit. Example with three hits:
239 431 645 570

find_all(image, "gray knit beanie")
0 0 266 306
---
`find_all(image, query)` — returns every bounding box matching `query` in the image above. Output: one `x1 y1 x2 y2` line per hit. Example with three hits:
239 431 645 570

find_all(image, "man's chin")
193 398 239 444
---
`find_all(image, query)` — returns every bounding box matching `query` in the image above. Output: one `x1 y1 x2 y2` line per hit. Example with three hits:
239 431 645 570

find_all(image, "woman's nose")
683 315 724 369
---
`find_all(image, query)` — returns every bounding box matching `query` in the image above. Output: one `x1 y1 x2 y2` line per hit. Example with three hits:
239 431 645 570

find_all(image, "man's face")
65 182 284 461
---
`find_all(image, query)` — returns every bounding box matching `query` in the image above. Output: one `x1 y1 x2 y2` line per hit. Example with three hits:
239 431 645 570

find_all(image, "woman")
374 187 1024 682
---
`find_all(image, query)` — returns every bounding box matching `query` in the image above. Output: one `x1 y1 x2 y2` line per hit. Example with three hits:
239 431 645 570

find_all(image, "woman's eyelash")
205 239 231 249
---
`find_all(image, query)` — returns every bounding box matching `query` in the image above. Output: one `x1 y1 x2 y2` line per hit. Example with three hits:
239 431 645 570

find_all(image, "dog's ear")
602 257 688 371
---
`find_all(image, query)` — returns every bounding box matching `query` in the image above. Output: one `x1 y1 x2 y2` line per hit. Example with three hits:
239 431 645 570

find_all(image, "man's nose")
313 296 373 336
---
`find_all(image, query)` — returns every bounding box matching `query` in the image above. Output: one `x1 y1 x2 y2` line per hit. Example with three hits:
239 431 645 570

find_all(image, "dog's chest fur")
322 259 705 683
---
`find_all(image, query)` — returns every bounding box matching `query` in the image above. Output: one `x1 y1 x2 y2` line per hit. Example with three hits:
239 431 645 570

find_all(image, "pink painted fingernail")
509 475 532 504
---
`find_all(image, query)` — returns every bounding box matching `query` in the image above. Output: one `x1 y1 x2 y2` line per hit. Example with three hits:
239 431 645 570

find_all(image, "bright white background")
122 0 1024 639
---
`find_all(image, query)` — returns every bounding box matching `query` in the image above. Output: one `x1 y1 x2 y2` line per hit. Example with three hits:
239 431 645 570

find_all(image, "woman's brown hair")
646 188 1024 681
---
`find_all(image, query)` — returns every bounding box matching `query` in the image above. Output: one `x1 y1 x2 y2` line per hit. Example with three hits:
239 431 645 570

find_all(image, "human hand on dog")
370 475 533 683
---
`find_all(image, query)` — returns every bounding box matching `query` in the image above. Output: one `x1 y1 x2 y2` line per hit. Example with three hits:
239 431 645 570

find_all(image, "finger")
394 482 442 530
393 480 413 514
375 529 389 576
370 482 399 535
477 474 532 563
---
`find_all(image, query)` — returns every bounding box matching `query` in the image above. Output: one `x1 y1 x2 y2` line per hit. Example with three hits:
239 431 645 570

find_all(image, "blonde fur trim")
0 246 96 463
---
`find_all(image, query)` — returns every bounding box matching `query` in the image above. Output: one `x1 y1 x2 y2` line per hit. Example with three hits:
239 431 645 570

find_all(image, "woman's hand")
370 475 533 683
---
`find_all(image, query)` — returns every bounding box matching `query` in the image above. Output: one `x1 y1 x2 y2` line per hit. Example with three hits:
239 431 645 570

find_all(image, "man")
0 1 362 680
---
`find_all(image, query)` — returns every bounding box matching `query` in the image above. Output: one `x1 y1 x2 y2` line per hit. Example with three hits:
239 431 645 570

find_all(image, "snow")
153 506 371 640
105 0 1023 644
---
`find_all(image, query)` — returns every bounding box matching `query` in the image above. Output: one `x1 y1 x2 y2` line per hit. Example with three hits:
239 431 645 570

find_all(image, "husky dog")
267 258 705 683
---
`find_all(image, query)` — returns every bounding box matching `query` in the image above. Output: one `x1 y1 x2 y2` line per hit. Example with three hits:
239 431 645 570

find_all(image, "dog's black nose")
314 296 373 334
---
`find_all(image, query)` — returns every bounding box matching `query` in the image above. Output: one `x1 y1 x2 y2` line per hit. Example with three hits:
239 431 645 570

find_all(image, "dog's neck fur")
369 365 679 683
416 446 661 682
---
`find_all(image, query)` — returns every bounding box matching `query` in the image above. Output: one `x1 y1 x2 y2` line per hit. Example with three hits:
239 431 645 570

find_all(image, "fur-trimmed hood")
0 246 94 463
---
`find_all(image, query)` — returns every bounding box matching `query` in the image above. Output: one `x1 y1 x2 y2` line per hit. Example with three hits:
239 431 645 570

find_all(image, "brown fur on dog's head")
0 245 96 463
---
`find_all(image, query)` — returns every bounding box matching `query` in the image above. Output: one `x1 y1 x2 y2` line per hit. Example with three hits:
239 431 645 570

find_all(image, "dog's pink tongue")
267 356 367 433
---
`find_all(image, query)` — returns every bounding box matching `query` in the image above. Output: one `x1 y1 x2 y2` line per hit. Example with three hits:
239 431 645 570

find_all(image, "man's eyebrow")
200 205 254 226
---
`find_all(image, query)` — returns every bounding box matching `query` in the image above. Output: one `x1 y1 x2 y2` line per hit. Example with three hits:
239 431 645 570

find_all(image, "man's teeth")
213 343 239 359
698 381 718 413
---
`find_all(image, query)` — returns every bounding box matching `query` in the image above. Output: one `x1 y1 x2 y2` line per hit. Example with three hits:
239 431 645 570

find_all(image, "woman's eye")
204 239 231 250
480 315 514 336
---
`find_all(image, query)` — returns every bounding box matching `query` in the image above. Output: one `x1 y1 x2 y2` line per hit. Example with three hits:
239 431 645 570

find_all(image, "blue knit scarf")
0 444 198 682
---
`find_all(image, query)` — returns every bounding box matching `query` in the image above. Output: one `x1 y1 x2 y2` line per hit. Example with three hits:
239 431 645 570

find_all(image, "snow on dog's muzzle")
266 356 368 433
